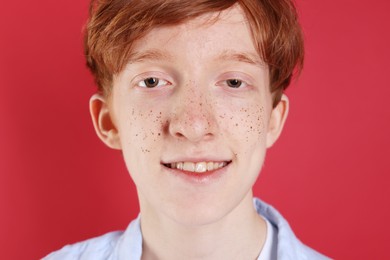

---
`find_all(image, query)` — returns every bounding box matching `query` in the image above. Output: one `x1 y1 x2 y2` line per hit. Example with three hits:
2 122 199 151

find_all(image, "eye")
226 79 243 88
138 77 169 88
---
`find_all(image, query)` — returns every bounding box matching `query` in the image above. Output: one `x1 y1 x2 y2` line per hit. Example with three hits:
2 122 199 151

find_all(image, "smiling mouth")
163 161 231 173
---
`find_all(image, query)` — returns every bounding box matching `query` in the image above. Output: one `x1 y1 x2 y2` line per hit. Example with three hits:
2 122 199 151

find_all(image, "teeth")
195 162 207 173
207 162 214 171
169 161 228 173
183 162 195 172
177 162 183 170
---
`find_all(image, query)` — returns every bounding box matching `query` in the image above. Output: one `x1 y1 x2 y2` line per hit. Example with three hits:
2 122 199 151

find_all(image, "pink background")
1 0 389 259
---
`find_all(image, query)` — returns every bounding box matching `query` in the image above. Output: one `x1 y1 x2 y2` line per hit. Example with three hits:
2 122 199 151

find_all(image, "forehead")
128 5 262 65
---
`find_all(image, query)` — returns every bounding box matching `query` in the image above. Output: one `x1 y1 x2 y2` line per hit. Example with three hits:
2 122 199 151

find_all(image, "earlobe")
89 93 121 150
266 94 289 148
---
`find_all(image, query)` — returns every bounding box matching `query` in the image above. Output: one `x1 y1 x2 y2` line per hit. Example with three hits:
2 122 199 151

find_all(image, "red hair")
84 0 304 107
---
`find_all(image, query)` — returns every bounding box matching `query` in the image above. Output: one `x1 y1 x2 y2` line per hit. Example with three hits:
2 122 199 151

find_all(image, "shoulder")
42 231 124 260
43 215 143 260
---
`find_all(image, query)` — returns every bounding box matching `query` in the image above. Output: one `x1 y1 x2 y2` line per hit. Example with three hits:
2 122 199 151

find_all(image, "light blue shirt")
43 198 330 260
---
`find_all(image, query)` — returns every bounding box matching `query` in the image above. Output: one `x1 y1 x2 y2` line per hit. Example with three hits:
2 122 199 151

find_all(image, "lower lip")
162 163 230 184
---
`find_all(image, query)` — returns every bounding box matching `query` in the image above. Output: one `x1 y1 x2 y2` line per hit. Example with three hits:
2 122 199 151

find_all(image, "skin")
90 5 289 260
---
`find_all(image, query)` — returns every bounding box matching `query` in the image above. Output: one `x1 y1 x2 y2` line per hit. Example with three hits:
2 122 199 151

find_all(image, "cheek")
217 103 267 145
120 106 166 155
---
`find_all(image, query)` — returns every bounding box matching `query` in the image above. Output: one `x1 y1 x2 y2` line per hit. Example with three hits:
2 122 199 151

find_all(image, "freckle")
235 123 238 126
158 133 161 136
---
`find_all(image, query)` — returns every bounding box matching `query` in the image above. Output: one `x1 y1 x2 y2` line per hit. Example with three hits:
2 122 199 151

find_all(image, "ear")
89 93 121 150
266 94 289 148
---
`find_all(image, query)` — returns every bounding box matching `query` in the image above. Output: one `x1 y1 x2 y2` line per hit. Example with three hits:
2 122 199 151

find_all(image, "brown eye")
144 77 159 88
227 79 242 88
138 77 169 88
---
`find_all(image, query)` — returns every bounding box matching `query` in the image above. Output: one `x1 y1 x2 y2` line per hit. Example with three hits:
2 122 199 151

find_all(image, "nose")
168 90 217 143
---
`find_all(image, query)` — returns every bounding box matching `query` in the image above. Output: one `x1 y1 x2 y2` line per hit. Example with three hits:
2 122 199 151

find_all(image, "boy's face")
91 5 288 225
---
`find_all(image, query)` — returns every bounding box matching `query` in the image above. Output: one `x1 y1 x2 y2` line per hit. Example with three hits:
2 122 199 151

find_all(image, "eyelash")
137 77 170 88
219 78 248 89
226 79 247 88
135 76 249 89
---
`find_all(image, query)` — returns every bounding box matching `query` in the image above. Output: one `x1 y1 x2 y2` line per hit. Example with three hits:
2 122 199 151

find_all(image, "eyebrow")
127 49 265 67
128 49 174 64
216 50 265 67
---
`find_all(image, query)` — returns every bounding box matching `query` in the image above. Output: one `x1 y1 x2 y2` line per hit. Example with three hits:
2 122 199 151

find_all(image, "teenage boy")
44 0 329 259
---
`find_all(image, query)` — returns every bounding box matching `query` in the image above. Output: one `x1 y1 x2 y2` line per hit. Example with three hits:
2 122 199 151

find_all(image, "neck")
139 192 266 260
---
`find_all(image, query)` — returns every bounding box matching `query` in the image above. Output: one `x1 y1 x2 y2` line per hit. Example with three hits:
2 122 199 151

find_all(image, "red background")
1 0 389 259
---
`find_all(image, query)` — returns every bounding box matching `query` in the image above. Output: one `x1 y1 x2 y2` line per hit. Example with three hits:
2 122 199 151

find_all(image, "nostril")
175 132 185 138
